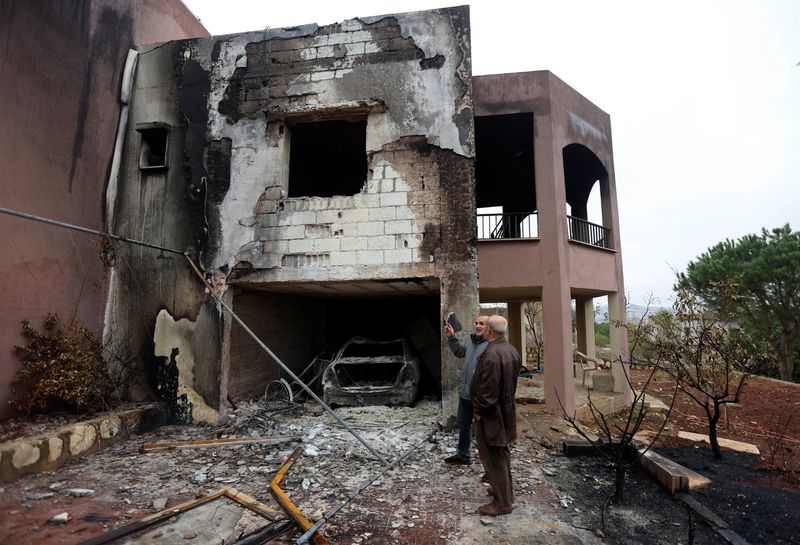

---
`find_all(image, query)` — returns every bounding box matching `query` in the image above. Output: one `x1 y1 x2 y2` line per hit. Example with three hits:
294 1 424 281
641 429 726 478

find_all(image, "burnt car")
322 336 421 406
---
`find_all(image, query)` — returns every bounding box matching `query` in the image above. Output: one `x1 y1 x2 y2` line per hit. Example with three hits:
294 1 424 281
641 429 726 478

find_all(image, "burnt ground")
1 379 799 545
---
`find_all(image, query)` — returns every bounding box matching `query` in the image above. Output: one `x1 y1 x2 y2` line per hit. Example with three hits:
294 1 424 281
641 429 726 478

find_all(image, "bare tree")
523 301 544 371
643 286 769 459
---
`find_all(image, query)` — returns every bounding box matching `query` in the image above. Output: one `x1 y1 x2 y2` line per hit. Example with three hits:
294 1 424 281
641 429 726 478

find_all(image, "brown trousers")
475 418 513 508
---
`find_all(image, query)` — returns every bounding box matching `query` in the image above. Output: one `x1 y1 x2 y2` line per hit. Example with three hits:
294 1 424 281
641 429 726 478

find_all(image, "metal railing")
567 215 611 249
477 212 538 240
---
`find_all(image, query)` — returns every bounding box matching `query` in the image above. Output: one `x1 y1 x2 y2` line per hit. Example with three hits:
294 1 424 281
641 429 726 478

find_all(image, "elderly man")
443 315 489 465
470 315 521 516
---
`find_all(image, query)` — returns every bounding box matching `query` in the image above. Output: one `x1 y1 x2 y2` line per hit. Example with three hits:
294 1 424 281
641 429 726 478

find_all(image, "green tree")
676 225 800 381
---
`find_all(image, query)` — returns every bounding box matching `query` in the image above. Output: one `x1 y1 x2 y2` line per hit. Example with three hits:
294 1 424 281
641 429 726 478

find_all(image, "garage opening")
227 285 441 405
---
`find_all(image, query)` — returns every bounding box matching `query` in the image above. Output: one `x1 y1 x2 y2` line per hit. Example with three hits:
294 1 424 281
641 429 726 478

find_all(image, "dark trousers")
457 397 474 460
475 418 513 509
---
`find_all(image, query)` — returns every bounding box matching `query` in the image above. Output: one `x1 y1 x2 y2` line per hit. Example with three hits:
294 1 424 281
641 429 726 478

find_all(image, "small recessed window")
288 118 367 197
137 123 171 170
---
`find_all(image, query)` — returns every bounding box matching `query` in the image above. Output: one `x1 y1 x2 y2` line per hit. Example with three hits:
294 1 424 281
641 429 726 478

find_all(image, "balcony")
567 216 611 249
477 212 539 240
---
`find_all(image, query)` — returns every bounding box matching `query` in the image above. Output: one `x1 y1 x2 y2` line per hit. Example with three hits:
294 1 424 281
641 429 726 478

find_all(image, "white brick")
353 193 380 208
384 249 413 264
314 238 341 252
379 179 394 192
345 42 365 55
368 235 395 250
331 223 357 237
383 164 400 178
364 41 381 54
326 33 348 46
370 167 385 181
279 211 316 226
329 196 354 209
343 208 370 223
341 237 369 251
299 48 318 61
395 205 423 220
347 30 372 43
385 220 413 235
316 45 335 58
311 70 336 81
340 19 364 32
330 251 356 266
357 250 384 265
368 207 396 221
263 240 289 254
317 210 344 223
399 234 423 249
380 192 407 206
288 239 314 253
284 225 306 239
357 222 384 236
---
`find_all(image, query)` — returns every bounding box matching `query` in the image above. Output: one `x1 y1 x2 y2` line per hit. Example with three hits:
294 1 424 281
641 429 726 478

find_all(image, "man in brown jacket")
470 315 521 516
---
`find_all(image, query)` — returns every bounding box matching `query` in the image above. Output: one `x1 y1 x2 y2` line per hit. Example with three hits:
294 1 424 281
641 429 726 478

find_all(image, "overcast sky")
182 0 799 306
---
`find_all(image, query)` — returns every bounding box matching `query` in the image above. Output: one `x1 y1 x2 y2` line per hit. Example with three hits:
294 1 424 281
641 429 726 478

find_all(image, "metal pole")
0 206 184 255
0 205 385 462
294 432 433 545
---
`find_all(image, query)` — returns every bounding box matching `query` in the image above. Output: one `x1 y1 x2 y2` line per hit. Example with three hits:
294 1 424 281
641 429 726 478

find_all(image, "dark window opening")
288 119 367 197
137 125 170 170
475 113 537 238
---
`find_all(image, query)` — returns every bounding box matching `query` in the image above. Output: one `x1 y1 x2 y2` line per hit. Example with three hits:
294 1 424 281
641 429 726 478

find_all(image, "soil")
575 370 800 544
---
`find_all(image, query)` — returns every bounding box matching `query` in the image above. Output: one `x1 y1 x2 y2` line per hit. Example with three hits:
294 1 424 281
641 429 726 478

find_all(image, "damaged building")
100 5 627 424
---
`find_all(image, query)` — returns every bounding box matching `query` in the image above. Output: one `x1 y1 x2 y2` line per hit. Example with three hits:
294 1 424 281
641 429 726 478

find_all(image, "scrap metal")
270 448 330 545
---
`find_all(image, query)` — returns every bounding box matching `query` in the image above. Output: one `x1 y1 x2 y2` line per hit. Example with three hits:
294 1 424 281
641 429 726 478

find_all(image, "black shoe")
444 455 470 465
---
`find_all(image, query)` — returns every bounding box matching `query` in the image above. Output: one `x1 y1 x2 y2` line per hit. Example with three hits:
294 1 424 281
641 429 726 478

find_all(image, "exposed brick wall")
227 291 324 401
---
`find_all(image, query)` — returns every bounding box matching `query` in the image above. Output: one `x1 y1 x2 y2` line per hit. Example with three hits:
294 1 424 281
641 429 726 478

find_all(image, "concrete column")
533 100 576 415
608 291 632 405
507 302 525 357
575 297 595 358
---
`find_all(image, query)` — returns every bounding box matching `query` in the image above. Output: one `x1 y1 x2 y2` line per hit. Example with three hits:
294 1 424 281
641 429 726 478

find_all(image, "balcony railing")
567 215 611 249
477 213 538 240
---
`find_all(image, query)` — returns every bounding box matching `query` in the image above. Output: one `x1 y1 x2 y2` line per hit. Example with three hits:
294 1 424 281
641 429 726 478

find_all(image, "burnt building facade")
107 5 628 424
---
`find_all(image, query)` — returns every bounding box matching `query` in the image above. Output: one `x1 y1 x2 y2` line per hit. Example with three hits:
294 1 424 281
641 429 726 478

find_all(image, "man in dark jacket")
443 315 488 465
470 315 521 516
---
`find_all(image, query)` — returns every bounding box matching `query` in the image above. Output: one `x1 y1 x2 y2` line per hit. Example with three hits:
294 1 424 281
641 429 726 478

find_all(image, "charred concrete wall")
108 6 478 423
0 0 207 420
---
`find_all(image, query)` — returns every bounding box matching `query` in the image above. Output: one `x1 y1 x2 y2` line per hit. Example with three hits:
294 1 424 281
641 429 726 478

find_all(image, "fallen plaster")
153 309 220 426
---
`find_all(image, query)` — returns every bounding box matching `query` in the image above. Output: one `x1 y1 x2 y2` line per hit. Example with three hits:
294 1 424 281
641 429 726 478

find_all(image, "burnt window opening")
137 123 171 170
288 119 367 197
475 113 537 238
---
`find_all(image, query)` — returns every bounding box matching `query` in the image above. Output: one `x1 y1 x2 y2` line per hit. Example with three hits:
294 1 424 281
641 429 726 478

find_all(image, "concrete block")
344 208 370 223
315 45 335 58
638 449 711 494
592 373 614 392
385 220 413 235
677 431 760 455
311 70 336 81
399 234 422 249
353 193 380 208
316 209 344 224
314 238 341 252
357 221 384 236
341 237 369 251
288 239 315 253
385 249 413 264
330 251 355 266
367 235 395 250
380 192 407 206
330 223 357 237
379 179 394 192
368 207 396 221
357 250 384 265
345 42 366 55
284 225 306 240
395 205 424 220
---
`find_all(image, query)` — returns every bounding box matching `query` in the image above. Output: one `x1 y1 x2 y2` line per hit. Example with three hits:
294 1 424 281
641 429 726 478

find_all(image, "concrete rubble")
0 399 608 544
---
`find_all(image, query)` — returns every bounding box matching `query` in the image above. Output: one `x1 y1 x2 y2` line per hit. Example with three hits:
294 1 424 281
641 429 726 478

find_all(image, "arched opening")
562 144 610 248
